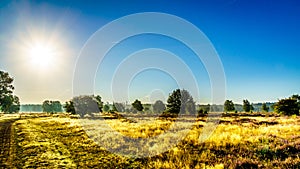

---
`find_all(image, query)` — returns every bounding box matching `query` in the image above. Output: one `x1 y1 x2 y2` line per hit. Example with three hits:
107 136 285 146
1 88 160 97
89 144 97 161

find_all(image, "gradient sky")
0 0 299 104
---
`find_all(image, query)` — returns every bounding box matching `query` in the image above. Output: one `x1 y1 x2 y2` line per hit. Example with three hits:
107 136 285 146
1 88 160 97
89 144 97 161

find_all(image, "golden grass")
9 113 300 168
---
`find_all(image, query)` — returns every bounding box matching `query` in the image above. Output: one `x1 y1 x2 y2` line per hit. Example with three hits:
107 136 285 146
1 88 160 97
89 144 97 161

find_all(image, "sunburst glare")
29 43 55 67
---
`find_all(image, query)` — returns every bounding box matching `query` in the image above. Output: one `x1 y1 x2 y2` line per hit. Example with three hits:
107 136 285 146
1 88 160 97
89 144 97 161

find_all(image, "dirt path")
0 119 16 168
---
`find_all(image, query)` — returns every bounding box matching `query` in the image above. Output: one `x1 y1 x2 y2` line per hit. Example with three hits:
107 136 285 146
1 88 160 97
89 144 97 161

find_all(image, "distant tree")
274 95 299 115
152 100 166 113
210 104 224 112
224 100 235 112
144 107 150 111
111 103 118 112
0 70 20 113
143 104 151 113
94 95 104 112
181 89 196 114
52 101 63 112
270 104 275 111
261 103 269 112
250 103 254 112
198 109 204 114
166 89 196 115
167 89 181 114
21 104 42 112
42 100 62 113
198 104 210 114
103 103 110 112
64 101 75 114
114 102 125 112
291 94 300 109
243 99 251 112
42 100 52 113
132 99 143 112
72 95 101 117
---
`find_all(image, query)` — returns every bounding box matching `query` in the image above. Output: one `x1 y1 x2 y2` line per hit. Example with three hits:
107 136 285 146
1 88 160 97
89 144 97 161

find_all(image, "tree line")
223 95 300 115
0 70 299 116
62 89 196 117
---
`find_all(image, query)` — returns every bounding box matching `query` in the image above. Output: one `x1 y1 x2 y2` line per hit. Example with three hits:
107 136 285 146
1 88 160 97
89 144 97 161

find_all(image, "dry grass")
9 113 300 168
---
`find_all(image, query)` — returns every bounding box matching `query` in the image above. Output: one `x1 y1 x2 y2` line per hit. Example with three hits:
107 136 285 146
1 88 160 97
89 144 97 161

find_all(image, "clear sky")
0 0 299 104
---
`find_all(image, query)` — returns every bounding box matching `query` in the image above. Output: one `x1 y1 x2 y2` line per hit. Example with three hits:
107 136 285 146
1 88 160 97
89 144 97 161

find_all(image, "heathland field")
1 113 300 168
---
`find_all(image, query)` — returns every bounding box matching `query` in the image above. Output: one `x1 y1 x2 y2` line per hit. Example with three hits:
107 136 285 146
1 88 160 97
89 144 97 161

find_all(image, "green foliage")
132 99 143 111
198 108 208 116
243 99 251 112
261 103 269 112
166 89 195 115
142 104 151 113
181 89 196 114
103 104 110 112
152 100 166 113
21 104 42 112
52 101 62 112
274 95 300 115
42 100 62 113
144 107 150 111
198 104 210 113
64 101 75 114
0 70 20 113
0 70 14 95
112 103 118 112
94 95 104 112
250 103 254 112
292 94 300 109
1 95 20 113
167 89 181 114
72 95 102 117
224 100 235 112
42 100 51 112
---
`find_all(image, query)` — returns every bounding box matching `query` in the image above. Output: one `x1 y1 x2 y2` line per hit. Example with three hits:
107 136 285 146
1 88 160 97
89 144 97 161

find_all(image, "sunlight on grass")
10 114 300 168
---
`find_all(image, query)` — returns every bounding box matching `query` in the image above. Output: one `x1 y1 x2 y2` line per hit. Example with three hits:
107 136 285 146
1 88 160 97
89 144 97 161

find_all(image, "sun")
12 28 67 73
29 43 54 68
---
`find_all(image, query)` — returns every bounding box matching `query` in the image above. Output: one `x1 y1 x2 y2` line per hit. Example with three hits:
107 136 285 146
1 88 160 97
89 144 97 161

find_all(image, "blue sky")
0 0 299 104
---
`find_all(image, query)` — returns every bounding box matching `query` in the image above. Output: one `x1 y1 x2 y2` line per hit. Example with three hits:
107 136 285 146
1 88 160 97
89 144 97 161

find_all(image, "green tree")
243 99 251 112
42 100 62 113
152 100 166 113
52 101 62 112
198 104 210 114
291 94 300 109
250 103 254 112
181 89 196 114
167 89 181 114
261 103 269 112
166 89 196 115
112 103 118 112
103 103 110 112
94 95 103 112
114 102 125 112
0 70 20 113
72 95 100 117
42 100 52 113
274 95 299 115
224 100 235 112
1 95 20 113
64 101 75 114
132 99 143 112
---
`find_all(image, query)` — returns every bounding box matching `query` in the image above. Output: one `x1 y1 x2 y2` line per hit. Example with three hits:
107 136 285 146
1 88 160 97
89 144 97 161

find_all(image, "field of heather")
0 113 298 168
